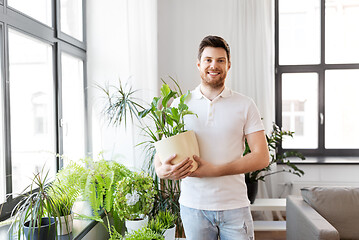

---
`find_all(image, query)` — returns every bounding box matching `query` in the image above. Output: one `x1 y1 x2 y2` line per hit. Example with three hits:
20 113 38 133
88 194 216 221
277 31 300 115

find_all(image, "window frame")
0 0 88 220
275 0 359 157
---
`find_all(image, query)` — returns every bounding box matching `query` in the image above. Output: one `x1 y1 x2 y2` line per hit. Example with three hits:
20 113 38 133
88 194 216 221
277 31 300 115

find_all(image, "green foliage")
10 167 66 239
123 227 164 240
244 122 305 182
138 83 196 139
97 79 144 128
50 160 84 216
148 210 177 236
113 172 156 220
81 155 132 217
156 210 177 229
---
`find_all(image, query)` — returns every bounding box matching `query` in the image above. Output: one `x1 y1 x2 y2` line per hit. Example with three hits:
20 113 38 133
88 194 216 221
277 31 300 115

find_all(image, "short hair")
198 35 230 61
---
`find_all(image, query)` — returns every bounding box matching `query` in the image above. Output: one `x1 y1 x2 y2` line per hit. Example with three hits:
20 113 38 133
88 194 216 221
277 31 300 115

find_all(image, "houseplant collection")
100 78 198 236
244 122 306 203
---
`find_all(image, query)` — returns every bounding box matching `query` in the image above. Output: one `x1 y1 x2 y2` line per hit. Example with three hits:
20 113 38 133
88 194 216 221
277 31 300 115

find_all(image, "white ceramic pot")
125 215 148 233
163 224 176 240
154 130 199 172
57 213 74 235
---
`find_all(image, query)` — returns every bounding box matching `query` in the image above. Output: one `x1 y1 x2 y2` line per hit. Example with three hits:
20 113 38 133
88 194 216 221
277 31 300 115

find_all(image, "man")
155 35 269 240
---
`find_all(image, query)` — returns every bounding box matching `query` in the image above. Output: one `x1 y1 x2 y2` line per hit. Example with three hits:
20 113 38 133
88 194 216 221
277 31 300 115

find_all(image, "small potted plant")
10 168 64 240
113 171 156 233
244 122 306 203
148 210 177 240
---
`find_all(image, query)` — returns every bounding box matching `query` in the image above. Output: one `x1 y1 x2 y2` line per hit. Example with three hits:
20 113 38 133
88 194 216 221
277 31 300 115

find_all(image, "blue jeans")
180 205 254 240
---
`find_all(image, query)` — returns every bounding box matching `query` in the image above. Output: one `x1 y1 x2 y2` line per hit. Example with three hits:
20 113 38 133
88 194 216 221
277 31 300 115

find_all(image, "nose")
210 60 218 69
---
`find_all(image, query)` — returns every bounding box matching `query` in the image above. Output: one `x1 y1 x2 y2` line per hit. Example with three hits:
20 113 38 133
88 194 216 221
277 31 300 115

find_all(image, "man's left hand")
189 155 219 178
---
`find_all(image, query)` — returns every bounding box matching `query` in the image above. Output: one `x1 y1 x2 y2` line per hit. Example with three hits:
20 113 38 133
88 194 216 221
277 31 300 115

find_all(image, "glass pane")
325 70 359 148
9 30 56 194
282 73 318 148
326 0 359 63
61 52 85 164
60 0 83 41
279 0 320 65
8 0 52 26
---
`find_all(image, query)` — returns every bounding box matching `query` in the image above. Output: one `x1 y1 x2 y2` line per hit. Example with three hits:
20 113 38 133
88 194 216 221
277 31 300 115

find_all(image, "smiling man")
154 35 269 240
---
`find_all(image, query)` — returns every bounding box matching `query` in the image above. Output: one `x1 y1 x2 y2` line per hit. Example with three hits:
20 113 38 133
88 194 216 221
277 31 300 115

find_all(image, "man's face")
197 47 231 89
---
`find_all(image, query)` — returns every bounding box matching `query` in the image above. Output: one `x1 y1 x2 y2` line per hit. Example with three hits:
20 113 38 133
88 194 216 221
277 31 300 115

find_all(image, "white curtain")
87 0 157 170
226 0 276 217
228 0 275 132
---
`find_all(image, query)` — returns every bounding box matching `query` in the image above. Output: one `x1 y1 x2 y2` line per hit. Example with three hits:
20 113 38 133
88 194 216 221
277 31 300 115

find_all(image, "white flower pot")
154 130 199 172
125 215 148 233
163 224 176 240
57 213 74 235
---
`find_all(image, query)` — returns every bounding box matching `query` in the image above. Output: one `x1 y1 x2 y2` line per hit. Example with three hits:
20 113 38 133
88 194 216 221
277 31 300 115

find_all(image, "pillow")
301 186 359 240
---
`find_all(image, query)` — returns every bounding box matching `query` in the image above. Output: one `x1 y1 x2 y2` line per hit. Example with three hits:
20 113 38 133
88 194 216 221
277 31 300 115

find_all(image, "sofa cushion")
301 186 359 240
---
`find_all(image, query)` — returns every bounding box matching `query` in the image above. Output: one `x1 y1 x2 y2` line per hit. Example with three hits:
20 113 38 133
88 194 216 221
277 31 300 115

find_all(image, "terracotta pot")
125 215 148 233
154 131 199 172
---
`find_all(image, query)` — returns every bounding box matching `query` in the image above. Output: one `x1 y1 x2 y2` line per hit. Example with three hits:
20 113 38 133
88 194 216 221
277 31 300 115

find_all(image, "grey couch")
286 187 359 240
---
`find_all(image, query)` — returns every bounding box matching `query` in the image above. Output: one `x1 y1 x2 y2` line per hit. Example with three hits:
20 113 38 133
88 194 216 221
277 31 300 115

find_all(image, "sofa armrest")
286 195 340 240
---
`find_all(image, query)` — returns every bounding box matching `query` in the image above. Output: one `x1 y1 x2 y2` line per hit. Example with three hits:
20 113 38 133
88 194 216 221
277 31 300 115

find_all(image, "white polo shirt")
176 85 264 210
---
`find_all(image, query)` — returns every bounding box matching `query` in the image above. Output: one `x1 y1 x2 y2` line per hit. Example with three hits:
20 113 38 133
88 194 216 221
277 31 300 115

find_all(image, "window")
276 0 359 156
0 1 87 220
61 52 85 164
60 0 83 41
8 29 56 194
8 0 52 26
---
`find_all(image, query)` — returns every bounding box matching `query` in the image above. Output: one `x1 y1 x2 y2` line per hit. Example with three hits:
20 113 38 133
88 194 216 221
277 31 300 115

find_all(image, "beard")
200 69 227 90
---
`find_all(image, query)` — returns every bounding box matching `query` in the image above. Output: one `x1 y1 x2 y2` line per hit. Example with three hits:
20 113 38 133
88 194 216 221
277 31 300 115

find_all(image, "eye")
218 59 225 63
205 59 211 63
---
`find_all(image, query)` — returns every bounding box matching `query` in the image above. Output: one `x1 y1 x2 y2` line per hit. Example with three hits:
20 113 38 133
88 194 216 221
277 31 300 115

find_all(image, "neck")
200 84 225 101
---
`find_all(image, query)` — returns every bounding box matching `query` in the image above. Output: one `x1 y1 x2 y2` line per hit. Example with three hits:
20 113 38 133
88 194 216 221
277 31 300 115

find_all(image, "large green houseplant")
244 122 305 203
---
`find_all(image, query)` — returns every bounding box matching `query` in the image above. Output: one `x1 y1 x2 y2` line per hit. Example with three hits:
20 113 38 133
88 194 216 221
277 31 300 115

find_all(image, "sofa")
286 186 359 240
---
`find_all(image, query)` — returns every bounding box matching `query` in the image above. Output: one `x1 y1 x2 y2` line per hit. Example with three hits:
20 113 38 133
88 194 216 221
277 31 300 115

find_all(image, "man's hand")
155 154 193 180
189 155 218 178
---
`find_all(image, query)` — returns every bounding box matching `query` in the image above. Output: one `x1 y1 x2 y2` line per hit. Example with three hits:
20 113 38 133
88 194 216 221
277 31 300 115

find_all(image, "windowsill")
278 156 359 164
0 201 103 240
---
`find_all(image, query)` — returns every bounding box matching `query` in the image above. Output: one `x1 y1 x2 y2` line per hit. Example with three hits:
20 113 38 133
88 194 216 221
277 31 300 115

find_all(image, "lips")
208 71 220 76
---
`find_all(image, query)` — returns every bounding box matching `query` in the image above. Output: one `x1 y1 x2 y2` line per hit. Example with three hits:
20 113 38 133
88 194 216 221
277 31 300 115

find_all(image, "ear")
197 59 201 70
228 60 231 70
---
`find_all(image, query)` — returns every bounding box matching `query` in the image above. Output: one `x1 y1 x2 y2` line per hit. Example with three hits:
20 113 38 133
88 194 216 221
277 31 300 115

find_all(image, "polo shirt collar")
192 84 232 100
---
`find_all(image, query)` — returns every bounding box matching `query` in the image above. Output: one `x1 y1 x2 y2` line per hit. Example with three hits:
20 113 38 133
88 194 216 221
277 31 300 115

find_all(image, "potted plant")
113 171 156 233
10 168 65 240
138 83 199 172
50 161 84 235
244 122 306 203
148 210 177 240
